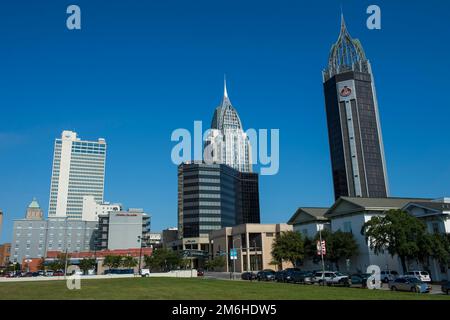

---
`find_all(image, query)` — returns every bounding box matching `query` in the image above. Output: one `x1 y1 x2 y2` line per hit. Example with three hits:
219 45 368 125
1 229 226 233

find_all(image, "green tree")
37 257 46 271
79 258 96 275
305 229 358 270
48 252 71 271
271 231 305 267
122 256 138 269
205 256 226 271
103 255 123 270
144 249 183 272
361 209 429 273
425 233 450 265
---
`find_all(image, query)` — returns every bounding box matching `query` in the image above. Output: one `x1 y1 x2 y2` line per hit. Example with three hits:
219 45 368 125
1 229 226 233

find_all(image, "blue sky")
1 0 449 242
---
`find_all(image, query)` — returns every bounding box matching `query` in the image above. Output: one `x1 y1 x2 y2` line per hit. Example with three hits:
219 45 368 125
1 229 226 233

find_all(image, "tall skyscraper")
323 15 389 200
204 80 252 173
48 130 107 220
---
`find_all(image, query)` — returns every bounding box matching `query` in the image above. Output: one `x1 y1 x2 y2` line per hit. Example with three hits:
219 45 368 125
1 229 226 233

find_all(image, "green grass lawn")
0 278 449 300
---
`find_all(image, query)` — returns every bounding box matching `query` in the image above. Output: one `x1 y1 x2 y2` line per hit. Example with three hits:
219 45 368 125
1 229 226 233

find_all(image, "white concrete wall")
331 213 402 273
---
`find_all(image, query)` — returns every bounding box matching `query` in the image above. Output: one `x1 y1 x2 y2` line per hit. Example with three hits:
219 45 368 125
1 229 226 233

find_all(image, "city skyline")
1 0 450 243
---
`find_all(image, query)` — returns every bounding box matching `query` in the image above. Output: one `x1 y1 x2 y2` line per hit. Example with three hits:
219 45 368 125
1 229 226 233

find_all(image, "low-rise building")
148 232 162 248
162 228 178 249
403 198 450 281
11 199 97 263
209 223 293 273
97 209 150 251
324 196 428 273
81 195 122 222
0 243 11 267
287 207 330 238
46 247 153 274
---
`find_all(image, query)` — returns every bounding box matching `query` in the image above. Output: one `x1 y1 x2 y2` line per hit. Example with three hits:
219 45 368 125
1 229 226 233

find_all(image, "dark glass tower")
178 162 260 238
323 15 389 200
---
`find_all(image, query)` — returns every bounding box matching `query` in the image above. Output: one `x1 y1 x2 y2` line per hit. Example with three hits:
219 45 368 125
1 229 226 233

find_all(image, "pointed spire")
340 10 347 33
223 74 228 99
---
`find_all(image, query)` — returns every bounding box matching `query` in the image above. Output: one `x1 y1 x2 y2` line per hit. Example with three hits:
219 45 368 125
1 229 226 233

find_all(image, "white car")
405 271 431 282
140 269 151 277
381 270 400 283
313 271 350 286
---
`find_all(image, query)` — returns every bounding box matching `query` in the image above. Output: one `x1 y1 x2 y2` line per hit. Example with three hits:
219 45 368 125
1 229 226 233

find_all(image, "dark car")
24 272 34 277
53 271 65 277
441 280 450 295
282 268 302 283
291 271 314 284
275 270 287 282
350 273 371 288
241 272 257 280
197 269 204 277
257 270 276 281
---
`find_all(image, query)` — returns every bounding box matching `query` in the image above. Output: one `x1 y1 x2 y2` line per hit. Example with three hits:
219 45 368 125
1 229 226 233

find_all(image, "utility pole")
137 235 143 276
64 247 69 279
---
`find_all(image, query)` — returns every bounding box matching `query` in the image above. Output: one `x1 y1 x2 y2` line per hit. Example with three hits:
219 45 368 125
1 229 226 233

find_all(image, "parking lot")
204 270 450 296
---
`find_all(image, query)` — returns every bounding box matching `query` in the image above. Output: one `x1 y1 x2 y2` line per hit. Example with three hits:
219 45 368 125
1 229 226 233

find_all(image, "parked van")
405 271 431 282
380 270 399 283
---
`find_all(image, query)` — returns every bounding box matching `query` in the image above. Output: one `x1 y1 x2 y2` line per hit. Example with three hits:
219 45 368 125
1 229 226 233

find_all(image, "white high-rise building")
48 130 107 220
204 80 252 173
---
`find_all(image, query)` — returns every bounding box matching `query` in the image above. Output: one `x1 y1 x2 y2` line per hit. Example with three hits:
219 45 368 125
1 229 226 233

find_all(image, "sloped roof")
404 201 450 213
288 207 329 225
28 198 41 209
325 197 430 218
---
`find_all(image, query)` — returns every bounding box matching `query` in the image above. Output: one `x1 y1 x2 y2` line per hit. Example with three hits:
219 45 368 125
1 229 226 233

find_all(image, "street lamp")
137 235 143 276
231 237 241 280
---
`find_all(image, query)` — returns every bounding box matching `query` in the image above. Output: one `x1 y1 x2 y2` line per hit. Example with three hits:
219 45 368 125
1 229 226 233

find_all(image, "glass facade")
178 163 260 238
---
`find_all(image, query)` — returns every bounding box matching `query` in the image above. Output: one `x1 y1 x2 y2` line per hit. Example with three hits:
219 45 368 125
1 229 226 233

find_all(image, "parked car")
291 271 314 284
140 269 151 277
53 270 65 277
313 271 350 286
350 273 371 288
24 272 34 277
282 268 302 282
441 280 450 295
389 277 431 293
241 272 257 280
197 269 204 277
405 271 431 282
37 270 46 277
257 270 276 281
45 270 54 277
275 270 287 282
380 270 399 283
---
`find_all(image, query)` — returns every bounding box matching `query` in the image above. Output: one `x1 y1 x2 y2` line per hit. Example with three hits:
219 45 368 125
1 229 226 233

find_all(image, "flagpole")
319 224 325 285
